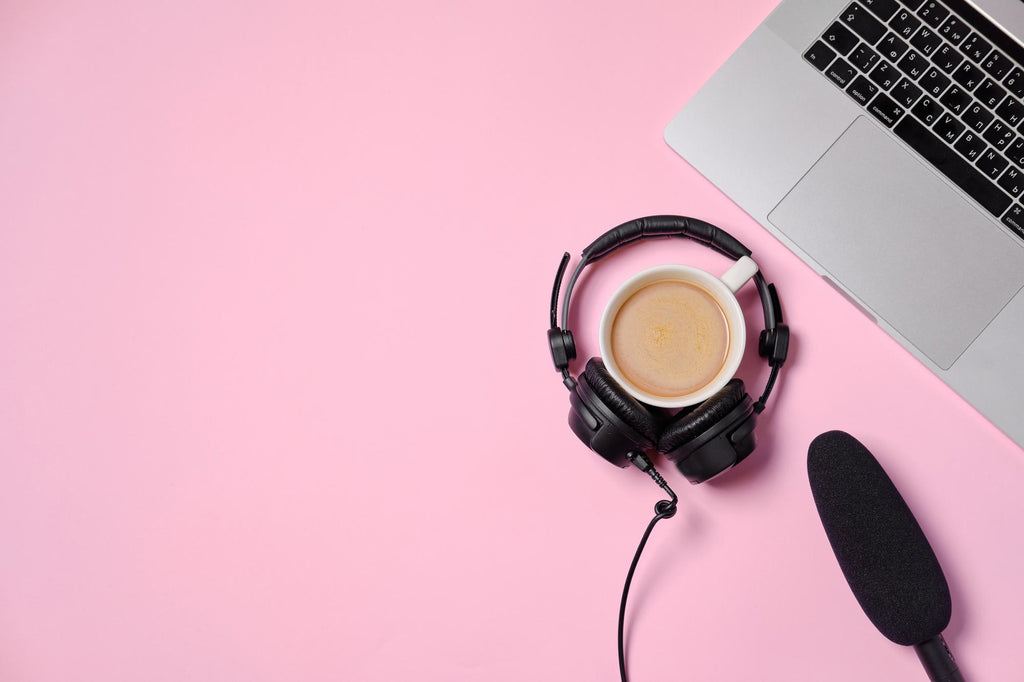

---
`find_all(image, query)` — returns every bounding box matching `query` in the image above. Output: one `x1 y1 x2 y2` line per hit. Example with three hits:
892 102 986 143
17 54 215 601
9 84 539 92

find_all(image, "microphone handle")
914 634 964 682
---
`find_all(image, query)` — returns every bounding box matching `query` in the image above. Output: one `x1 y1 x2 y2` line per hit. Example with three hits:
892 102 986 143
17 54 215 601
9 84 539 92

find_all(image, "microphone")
807 430 964 682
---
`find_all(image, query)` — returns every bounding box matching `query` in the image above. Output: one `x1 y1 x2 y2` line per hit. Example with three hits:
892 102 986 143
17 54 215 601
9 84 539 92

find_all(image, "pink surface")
1 1 1022 680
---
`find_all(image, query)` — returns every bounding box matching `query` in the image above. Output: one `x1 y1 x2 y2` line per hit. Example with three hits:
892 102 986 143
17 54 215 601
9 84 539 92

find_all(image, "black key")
917 1 949 28
960 32 992 63
984 121 1016 150
868 92 905 126
952 61 983 90
998 130 1019 156
1005 67 1024 99
805 41 838 71
889 9 921 39
849 43 881 72
862 0 899 20
893 116 1012 216
996 97 1024 127
877 32 909 62
909 26 942 56
997 166 1024 197
823 22 860 55
982 120 1012 147
934 112 965 142
869 60 900 90
897 49 927 79
848 75 880 104
977 78 1007 109
938 15 968 44
954 131 987 161
939 84 970 114
827 58 858 88
962 102 995 132
1006 138 1024 167
842 3 888 44
1001 204 1024 239
911 95 944 125
893 77 924 107
977 148 1009 180
905 0 928 8
919 67 951 97
981 50 1010 80
933 44 964 74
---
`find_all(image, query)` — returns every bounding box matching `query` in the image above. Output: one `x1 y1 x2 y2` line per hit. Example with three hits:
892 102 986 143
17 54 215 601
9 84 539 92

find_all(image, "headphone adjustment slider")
547 327 576 372
758 324 790 367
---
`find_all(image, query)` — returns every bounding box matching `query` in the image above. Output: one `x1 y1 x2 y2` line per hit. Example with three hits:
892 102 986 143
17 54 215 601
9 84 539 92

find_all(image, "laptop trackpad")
768 116 1024 369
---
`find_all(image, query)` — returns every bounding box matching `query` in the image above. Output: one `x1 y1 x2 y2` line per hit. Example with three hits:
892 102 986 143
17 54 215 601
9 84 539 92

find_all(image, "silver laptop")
666 0 1024 447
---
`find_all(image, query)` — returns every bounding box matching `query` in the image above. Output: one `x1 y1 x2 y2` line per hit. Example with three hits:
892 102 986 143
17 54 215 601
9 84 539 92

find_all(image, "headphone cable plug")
628 452 678 517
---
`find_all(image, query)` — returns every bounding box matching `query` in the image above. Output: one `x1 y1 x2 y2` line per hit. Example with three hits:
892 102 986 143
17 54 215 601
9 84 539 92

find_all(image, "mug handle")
720 256 759 293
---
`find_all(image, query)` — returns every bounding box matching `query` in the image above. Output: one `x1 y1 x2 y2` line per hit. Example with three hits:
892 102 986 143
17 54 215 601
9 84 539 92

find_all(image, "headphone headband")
582 215 753 262
549 215 788 410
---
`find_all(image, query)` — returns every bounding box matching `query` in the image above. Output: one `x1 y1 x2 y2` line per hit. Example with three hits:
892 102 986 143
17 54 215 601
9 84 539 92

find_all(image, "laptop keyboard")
804 0 1024 239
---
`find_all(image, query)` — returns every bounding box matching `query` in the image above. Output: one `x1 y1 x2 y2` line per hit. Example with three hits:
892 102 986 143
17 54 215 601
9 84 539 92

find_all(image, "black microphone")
807 430 964 682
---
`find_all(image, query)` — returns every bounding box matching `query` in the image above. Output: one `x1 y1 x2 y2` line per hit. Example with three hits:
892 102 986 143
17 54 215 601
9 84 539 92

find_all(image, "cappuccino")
609 280 730 399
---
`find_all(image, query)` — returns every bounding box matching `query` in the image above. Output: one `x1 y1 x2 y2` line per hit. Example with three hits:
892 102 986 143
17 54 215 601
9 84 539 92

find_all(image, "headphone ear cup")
582 358 659 443
567 358 659 467
658 379 747 452
658 379 756 483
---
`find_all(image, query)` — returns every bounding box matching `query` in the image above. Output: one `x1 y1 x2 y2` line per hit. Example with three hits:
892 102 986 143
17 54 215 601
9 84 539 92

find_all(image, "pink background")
2 0 1022 680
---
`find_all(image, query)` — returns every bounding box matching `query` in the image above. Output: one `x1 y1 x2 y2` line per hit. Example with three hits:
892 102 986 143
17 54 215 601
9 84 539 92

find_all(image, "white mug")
598 257 759 408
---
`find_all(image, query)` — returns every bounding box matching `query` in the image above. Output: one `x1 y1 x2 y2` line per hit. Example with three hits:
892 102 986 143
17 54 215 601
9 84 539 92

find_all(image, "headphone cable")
619 454 678 682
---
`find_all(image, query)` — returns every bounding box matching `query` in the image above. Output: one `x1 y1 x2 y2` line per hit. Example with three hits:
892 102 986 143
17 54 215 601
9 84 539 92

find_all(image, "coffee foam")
609 280 730 399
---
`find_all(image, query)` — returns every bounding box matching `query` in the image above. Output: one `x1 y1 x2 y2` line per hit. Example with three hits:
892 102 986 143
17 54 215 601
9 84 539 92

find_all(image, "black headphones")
548 216 789 484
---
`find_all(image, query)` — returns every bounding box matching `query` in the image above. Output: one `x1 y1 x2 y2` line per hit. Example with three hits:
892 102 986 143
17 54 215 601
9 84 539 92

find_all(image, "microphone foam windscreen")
807 430 951 646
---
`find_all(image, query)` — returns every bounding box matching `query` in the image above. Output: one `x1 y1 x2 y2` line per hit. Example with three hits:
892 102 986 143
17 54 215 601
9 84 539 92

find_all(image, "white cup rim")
598 264 746 408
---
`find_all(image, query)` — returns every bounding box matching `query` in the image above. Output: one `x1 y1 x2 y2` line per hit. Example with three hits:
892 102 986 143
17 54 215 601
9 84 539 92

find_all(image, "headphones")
548 215 789 484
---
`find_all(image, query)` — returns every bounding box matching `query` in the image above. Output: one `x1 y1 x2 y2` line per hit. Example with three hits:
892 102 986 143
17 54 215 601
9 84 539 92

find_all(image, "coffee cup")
598 257 759 408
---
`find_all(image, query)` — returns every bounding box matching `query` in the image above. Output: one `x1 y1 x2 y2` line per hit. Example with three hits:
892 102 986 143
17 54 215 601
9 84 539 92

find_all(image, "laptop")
665 0 1024 448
